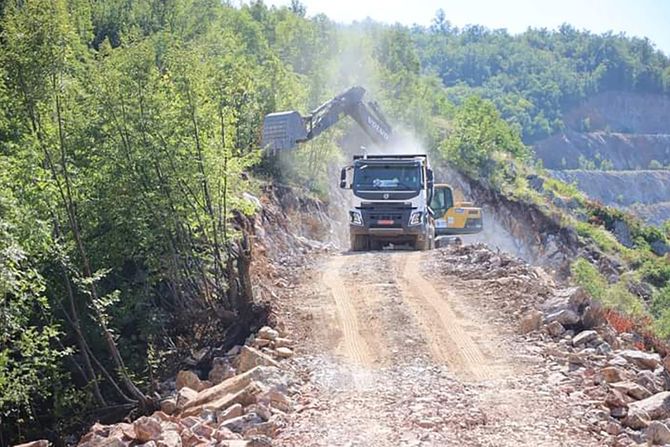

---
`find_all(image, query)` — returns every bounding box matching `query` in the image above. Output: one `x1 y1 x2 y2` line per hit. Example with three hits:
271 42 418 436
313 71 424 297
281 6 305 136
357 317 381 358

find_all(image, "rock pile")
535 293 670 446
77 326 296 447
434 244 670 446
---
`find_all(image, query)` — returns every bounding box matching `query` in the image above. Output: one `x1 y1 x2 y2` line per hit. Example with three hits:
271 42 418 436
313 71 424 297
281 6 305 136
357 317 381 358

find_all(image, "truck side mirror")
426 169 434 189
339 168 347 189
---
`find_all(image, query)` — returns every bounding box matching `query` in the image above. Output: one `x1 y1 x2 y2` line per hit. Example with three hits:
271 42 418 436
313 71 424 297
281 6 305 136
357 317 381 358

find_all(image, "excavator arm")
262 86 392 152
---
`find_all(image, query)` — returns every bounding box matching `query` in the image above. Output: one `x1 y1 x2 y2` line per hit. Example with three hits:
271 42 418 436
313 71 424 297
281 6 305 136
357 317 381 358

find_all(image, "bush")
571 258 607 299
649 159 664 170
440 96 529 182
603 283 645 315
640 259 670 288
651 285 670 319
571 258 643 315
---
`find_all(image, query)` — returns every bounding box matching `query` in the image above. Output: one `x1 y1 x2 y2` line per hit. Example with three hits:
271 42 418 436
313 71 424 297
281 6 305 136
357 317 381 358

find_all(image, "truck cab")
340 154 435 251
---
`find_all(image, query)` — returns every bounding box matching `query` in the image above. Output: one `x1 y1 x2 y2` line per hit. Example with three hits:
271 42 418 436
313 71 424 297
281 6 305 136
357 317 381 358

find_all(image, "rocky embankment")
534 91 670 171
75 326 299 447
438 244 670 446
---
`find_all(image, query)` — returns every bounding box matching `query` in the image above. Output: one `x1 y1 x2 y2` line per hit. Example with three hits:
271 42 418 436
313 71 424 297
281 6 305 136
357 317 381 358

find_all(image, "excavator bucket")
262 111 308 152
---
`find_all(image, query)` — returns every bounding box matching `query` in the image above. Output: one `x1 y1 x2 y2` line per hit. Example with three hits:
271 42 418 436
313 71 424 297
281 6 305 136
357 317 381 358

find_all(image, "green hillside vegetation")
1 0 670 443
413 10 670 140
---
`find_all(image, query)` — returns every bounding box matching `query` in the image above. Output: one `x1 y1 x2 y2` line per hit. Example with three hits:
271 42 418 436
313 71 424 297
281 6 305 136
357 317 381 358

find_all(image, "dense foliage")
1 0 669 443
412 12 670 140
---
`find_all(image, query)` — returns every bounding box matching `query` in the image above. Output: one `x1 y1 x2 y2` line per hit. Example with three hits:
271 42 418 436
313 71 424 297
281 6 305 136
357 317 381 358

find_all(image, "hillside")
532 91 670 227
3 1 670 446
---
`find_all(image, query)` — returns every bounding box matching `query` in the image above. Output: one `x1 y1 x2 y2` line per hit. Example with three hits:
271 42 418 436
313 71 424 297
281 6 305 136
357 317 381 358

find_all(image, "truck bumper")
349 208 429 242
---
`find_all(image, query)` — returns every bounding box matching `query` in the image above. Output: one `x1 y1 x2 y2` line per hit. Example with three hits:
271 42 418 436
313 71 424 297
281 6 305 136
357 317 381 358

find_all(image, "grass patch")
574 221 624 254
571 258 644 316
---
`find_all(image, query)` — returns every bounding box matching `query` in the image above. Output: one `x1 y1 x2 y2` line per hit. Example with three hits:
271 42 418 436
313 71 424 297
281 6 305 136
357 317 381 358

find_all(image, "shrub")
651 285 670 318
603 283 645 315
649 159 664 170
571 258 607 299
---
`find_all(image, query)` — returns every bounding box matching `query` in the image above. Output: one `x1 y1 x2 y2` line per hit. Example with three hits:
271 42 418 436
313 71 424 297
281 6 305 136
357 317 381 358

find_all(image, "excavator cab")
431 184 484 236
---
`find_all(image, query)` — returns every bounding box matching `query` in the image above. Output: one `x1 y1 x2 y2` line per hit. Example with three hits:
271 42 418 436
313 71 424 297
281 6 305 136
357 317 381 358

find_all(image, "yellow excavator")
432 184 483 236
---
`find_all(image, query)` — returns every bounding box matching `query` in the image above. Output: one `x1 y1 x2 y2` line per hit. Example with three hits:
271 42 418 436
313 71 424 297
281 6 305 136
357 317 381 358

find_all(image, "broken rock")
545 309 580 326
572 330 598 347
274 338 293 348
220 412 264 433
545 320 565 337
160 398 177 415
647 420 670 445
14 441 50 447
622 408 651 429
610 381 652 400
176 387 198 410
629 392 670 420
176 370 203 392
218 403 244 423
237 346 280 373
258 326 279 341
156 431 181 447
601 366 627 383
519 310 543 334
133 416 162 443
620 350 661 370
275 347 293 358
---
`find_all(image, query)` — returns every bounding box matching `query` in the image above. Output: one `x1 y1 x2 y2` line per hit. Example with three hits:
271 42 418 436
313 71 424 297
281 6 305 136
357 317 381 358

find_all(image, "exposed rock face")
547 169 670 226
536 131 670 170
549 170 670 207
562 91 670 135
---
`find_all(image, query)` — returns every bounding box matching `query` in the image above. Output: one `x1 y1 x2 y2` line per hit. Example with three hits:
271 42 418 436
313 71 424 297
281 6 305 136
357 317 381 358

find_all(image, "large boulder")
237 346 280 373
176 370 203 392
629 392 670 420
545 309 580 326
519 310 543 334
133 417 162 443
647 421 670 445
620 350 661 370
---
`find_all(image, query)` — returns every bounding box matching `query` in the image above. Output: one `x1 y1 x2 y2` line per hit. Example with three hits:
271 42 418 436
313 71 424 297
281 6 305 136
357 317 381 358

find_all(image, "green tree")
440 96 528 180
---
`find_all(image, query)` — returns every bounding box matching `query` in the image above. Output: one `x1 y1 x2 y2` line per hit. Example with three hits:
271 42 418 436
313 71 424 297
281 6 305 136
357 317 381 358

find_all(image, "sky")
262 0 670 56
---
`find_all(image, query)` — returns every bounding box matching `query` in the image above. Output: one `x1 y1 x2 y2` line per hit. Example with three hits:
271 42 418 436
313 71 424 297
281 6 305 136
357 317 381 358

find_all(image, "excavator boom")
262 86 392 152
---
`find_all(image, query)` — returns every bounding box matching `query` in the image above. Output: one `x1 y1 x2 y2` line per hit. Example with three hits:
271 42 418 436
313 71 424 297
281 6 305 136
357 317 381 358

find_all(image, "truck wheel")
414 236 430 251
350 235 368 251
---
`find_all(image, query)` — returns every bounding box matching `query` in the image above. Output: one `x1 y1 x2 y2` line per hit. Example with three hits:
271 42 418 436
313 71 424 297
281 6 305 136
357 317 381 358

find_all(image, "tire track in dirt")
398 251 497 381
323 255 374 366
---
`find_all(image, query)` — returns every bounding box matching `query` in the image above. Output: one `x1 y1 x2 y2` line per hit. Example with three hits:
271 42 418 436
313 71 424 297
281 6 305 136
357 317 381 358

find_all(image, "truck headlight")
349 210 363 226
409 211 422 226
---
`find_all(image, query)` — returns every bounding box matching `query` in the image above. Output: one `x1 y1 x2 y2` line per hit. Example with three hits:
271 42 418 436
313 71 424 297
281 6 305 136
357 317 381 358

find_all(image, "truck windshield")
353 163 422 191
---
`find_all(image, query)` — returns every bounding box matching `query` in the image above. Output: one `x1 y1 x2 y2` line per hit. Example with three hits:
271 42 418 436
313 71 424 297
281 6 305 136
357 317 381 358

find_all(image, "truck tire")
414 236 429 251
350 234 369 251
415 226 435 251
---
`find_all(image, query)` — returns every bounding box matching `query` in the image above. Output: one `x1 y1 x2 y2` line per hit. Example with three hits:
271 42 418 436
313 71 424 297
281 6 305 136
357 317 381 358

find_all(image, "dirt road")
277 249 604 446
